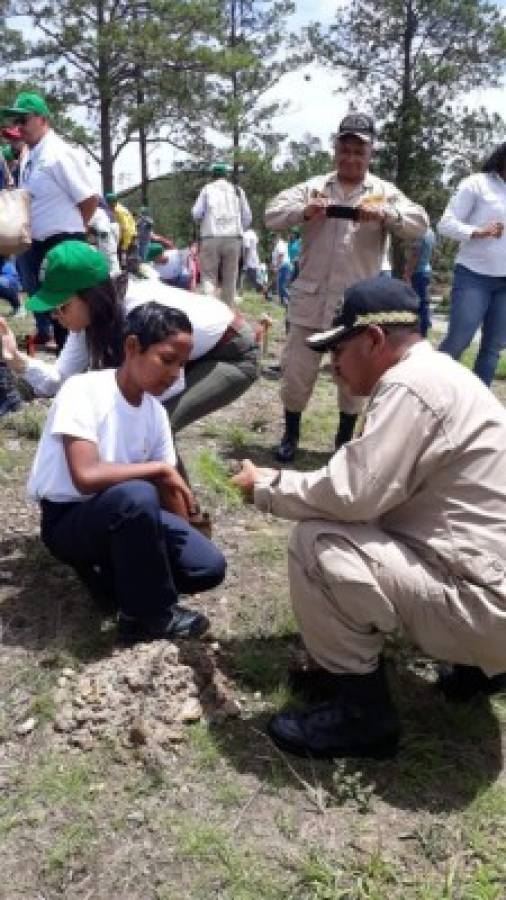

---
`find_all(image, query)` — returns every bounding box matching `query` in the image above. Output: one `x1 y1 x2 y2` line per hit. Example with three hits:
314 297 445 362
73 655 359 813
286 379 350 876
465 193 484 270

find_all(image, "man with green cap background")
0 91 99 349
192 162 252 306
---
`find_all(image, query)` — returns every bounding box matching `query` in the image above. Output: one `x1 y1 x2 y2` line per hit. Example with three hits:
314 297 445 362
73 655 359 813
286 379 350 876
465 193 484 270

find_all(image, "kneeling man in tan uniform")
233 276 506 759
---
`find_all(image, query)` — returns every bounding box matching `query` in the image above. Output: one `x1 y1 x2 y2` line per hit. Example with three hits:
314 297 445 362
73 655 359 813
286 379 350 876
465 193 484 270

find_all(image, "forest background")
1 0 506 277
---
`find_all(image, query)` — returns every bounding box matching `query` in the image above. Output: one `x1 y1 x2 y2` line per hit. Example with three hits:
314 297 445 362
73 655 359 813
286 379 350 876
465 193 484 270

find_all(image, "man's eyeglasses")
13 115 30 125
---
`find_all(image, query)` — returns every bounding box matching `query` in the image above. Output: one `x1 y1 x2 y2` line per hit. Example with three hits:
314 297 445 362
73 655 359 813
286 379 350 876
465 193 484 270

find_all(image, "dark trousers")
17 232 86 348
411 271 432 338
41 480 226 620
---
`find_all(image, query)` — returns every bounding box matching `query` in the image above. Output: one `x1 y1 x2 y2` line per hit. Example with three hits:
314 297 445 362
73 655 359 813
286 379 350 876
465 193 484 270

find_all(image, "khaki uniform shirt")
265 171 429 329
255 342 506 600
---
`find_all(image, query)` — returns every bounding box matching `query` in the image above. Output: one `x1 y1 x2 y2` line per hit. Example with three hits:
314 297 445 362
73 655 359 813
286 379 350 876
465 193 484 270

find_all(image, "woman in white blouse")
438 143 506 386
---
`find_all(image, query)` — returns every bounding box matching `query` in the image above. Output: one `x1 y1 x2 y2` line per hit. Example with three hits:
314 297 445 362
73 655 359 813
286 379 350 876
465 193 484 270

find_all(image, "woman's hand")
155 464 197 520
0 317 21 365
472 221 504 239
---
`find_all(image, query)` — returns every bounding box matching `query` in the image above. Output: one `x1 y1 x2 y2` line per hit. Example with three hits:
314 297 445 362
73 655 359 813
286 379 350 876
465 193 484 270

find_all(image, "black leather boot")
0 362 22 417
335 412 358 450
436 663 506 701
268 662 400 759
276 410 301 463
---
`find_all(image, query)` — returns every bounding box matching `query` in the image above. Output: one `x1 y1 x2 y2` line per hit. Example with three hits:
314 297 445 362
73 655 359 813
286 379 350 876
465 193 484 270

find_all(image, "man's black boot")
334 412 358 450
0 362 22 417
268 662 400 759
436 663 506 702
276 410 301 463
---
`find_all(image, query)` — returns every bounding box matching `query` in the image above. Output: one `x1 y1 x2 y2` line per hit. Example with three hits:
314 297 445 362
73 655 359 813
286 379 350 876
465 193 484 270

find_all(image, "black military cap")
338 112 375 142
306 277 420 352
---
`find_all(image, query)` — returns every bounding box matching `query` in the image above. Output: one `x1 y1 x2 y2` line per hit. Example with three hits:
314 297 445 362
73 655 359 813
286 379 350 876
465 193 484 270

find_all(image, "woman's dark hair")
482 143 506 175
123 302 192 351
78 276 125 369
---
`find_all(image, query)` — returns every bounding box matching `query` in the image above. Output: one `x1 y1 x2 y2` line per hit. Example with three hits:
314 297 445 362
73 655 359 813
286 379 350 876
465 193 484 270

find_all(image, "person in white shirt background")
0 91 99 350
438 143 506 386
271 233 292 305
192 162 252 306
241 226 262 292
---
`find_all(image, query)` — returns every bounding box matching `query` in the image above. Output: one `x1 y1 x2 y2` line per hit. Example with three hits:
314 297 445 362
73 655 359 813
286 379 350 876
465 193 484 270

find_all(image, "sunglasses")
13 115 30 125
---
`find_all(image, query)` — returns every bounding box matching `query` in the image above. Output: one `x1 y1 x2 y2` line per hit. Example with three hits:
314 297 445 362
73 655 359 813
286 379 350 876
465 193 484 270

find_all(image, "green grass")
5 404 47 440
191 448 243 506
44 820 98 873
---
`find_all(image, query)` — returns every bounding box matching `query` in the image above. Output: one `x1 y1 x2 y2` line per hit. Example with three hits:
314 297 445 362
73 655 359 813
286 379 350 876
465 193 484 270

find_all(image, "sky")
7 0 506 191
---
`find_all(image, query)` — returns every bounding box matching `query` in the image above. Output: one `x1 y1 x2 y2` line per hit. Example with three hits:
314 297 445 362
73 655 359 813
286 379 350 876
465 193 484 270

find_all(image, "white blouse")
438 172 506 277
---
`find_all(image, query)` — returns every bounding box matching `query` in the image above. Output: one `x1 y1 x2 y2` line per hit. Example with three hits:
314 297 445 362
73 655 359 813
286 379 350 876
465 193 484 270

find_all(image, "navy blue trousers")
41 480 226 620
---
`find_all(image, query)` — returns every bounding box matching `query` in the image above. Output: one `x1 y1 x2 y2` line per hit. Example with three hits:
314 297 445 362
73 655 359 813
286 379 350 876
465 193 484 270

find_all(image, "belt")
216 313 245 348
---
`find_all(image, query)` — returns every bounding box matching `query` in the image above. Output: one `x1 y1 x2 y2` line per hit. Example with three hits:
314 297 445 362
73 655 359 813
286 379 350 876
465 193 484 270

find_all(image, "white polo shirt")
21 130 97 241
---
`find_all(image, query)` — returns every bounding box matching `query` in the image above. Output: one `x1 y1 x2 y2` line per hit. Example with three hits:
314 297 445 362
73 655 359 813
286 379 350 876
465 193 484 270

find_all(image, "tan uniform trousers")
289 520 506 678
199 236 241 307
280 323 363 415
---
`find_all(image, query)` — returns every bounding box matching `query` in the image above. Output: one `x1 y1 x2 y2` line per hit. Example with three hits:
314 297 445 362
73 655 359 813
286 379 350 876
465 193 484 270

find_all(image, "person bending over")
28 301 226 644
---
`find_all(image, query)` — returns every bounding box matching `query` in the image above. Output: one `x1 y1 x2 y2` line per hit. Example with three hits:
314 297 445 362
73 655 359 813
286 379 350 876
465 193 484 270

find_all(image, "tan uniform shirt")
265 172 429 329
255 342 506 599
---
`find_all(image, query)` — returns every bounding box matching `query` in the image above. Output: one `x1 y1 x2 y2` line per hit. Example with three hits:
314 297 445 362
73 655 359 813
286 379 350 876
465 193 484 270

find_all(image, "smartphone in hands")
325 205 359 221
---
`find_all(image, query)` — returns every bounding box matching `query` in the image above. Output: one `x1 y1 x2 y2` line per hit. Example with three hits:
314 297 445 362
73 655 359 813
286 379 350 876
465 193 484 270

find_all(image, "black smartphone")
325 205 359 221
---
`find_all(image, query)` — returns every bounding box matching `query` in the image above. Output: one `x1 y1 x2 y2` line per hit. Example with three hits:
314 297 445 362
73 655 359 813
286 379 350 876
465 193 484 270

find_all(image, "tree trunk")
97 0 113 193
393 0 416 275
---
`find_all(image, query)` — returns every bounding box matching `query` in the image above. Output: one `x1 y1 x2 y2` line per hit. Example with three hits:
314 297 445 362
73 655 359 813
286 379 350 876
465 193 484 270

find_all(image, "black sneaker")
117 604 210 645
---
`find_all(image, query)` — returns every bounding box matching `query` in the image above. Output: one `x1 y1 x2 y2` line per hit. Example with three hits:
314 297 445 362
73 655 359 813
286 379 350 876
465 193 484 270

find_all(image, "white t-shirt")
23 276 234 400
20 130 98 241
28 368 176 503
271 238 289 269
242 229 260 269
438 173 506 276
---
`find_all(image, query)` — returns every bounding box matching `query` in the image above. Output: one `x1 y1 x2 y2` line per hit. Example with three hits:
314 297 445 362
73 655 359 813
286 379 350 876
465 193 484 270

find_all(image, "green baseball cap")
1 92 50 118
146 242 165 262
211 161 232 176
105 191 118 202
25 242 110 313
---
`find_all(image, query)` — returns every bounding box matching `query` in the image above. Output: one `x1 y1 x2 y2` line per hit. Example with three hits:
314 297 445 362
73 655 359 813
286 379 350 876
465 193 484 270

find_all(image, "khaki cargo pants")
280 323 363 415
289 520 506 678
199 236 242 307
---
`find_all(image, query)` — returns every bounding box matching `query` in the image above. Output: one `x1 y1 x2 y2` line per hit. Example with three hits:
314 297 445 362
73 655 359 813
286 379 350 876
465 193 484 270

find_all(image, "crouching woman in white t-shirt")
27 301 226 643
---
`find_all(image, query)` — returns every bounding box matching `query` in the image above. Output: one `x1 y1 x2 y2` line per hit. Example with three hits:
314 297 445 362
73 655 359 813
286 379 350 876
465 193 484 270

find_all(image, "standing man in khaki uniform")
233 277 506 759
265 112 428 461
192 162 252 307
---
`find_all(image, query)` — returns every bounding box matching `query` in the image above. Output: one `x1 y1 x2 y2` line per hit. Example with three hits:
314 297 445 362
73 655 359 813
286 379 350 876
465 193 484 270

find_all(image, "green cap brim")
25 286 74 313
0 107 26 117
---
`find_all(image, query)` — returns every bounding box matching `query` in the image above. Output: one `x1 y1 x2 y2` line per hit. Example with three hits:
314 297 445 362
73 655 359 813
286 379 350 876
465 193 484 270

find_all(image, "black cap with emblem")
338 112 376 143
306 277 421 352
